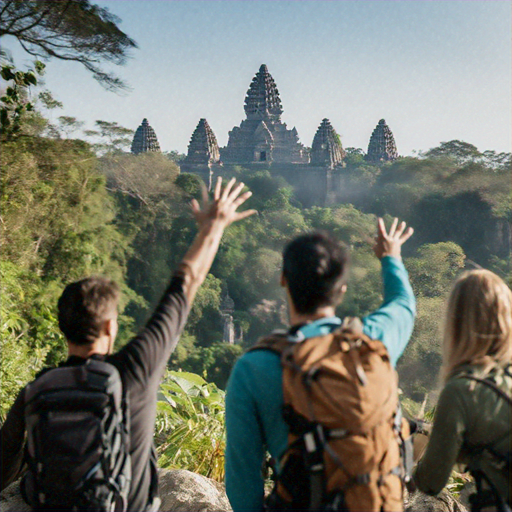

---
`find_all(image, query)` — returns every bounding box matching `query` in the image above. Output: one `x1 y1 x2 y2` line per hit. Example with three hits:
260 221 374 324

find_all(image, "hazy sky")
5 1 511 155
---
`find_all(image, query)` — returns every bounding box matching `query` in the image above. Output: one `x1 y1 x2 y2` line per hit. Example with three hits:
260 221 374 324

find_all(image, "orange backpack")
250 318 411 512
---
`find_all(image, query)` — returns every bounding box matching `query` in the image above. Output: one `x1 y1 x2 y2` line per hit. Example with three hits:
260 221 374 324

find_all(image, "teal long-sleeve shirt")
225 256 416 512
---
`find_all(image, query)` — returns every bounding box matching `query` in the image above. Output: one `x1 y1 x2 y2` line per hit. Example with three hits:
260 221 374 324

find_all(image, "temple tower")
220 288 235 344
131 118 161 155
365 119 398 162
244 64 283 122
311 119 345 168
181 118 221 189
221 64 308 165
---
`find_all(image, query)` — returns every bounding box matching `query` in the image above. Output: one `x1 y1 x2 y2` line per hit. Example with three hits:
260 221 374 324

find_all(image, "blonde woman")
413 269 512 511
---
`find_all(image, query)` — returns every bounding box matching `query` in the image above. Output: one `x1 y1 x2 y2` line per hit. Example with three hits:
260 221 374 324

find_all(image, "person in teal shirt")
225 218 416 512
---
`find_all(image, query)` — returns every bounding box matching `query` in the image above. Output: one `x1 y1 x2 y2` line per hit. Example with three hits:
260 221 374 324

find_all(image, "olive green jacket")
413 364 511 502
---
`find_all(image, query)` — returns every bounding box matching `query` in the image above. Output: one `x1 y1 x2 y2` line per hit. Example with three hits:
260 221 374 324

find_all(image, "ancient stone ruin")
181 118 221 189
219 288 235 345
366 119 398 162
311 118 346 168
134 65 400 206
131 118 161 155
221 64 308 165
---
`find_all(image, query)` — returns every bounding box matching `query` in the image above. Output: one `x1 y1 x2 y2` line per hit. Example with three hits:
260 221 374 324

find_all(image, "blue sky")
4 1 511 155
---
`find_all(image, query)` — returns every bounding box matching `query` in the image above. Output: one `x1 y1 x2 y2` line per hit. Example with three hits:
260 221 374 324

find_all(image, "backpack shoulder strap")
457 369 511 468
457 372 512 406
247 332 294 357
333 317 389 359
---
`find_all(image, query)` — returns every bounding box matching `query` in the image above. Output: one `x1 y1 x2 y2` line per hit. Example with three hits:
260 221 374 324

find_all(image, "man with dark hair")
282 231 349 315
225 218 416 512
57 276 120 345
1 178 256 511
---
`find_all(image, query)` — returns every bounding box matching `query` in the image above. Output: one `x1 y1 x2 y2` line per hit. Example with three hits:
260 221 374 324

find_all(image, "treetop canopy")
0 0 137 91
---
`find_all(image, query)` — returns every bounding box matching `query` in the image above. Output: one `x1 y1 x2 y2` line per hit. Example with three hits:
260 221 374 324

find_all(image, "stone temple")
133 65 399 206
365 119 398 162
221 64 308 165
131 118 161 155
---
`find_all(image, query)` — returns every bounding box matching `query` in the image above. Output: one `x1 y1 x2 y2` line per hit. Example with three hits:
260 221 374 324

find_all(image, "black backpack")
21 358 131 512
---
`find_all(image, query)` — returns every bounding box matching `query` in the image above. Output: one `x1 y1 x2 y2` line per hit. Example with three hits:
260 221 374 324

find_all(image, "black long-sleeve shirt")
1 270 190 511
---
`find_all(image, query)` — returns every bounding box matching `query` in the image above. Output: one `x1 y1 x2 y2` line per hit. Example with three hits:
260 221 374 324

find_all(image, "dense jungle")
1 59 511 482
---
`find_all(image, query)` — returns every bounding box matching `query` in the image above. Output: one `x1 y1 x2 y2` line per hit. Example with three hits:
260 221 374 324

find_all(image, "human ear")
105 317 118 354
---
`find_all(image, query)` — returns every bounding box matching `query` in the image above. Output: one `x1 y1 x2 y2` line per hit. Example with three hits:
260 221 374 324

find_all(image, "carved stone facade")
131 118 161 155
221 64 308 165
137 65 399 206
311 118 346 168
365 119 398 162
181 118 222 189
220 288 236 344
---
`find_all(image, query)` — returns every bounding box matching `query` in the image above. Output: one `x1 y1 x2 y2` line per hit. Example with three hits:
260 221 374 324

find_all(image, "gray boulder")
0 479 29 512
1 471 469 512
159 469 231 512
0 469 232 512
405 489 468 512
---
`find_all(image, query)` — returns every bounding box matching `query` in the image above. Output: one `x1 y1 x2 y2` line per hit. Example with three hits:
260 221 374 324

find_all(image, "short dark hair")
58 276 120 345
283 231 349 315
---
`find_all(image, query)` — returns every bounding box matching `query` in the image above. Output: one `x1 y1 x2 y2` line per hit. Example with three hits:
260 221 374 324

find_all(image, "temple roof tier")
184 118 221 164
310 118 345 167
131 118 161 155
244 64 283 121
366 119 398 162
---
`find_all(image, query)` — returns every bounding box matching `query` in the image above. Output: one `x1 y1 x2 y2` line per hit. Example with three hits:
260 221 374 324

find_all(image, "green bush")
155 371 226 481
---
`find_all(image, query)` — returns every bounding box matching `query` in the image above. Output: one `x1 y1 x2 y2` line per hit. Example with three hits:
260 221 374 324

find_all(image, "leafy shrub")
155 371 226 481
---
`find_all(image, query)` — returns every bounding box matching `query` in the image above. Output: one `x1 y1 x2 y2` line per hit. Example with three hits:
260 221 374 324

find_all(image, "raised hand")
373 217 414 260
191 177 257 229
180 177 257 302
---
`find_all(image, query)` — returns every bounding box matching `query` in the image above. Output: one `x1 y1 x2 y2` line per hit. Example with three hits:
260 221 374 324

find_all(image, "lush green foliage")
1 47 510 488
155 371 226 481
0 0 137 91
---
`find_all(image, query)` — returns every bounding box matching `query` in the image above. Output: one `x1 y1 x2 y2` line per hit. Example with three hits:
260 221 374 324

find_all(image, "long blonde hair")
442 269 512 381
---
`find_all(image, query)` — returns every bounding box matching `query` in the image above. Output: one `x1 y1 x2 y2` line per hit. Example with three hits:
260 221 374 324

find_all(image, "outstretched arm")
112 177 256 387
363 218 416 366
181 177 256 303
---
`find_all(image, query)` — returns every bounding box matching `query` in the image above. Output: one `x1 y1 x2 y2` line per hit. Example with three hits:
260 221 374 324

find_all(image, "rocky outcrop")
0 469 232 512
1 470 470 512
158 469 231 512
405 489 468 512
0 478 28 512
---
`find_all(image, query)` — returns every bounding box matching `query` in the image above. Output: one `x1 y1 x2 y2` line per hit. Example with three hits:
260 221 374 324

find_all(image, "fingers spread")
400 227 414 243
233 190 252 208
388 217 399 237
228 182 245 203
221 177 236 201
394 221 407 238
200 181 209 207
214 176 222 200
234 209 258 221
377 217 387 237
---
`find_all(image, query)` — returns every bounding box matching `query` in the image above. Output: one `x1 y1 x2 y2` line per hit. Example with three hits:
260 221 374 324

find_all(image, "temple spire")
244 64 283 121
131 118 161 155
310 119 345 167
184 118 220 164
365 119 398 162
